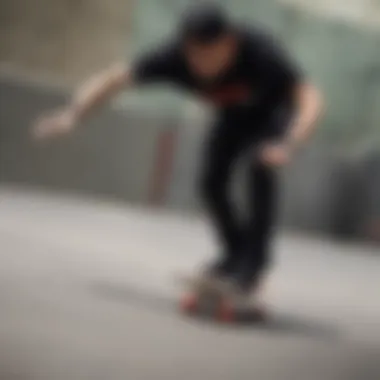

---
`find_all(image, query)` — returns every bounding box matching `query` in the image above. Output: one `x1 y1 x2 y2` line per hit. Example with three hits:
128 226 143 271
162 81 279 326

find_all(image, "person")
33 2 323 307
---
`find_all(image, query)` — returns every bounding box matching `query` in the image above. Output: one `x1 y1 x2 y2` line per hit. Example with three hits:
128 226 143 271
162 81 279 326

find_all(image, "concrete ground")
0 186 379 380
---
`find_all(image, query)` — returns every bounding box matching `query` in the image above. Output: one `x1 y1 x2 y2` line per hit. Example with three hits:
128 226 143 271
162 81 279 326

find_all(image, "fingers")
31 110 75 141
258 144 290 167
33 116 53 140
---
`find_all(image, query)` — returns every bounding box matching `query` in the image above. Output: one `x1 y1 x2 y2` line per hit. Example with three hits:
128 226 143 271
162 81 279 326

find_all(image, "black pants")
200 112 286 291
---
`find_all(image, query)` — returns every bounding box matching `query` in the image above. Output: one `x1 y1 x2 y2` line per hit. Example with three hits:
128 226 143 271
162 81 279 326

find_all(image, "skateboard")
178 275 267 324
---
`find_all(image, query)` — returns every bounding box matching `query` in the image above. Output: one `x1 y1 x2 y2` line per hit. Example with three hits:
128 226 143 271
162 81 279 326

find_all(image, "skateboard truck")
179 289 266 324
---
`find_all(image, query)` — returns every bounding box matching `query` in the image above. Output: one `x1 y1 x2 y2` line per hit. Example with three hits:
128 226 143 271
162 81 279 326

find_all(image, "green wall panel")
127 0 380 146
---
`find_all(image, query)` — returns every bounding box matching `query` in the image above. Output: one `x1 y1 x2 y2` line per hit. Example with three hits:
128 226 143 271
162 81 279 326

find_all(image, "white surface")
0 186 379 380
279 0 380 27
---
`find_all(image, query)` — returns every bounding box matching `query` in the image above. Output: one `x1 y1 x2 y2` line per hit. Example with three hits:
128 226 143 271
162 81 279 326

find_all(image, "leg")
199 122 246 276
233 105 293 292
236 162 278 291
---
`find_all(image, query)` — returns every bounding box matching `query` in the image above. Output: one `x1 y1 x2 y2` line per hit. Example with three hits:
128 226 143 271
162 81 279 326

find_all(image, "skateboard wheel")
180 294 198 314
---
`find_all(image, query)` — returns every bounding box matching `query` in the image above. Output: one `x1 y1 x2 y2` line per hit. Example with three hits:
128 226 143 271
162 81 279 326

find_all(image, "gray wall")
0 0 134 85
1 75 379 243
0 76 176 204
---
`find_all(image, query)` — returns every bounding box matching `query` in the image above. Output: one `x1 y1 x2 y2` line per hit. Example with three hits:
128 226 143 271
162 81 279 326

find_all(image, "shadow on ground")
89 281 341 340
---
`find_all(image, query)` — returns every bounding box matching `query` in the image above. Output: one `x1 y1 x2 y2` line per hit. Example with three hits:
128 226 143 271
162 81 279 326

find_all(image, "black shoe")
207 253 241 278
234 273 264 298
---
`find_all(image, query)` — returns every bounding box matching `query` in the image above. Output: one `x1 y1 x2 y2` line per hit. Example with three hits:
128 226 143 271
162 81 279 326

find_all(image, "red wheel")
217 300 235 323
180 293 198 314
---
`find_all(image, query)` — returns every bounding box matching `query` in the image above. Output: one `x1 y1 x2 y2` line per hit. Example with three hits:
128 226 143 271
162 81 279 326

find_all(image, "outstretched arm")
71 63 131 122
33 62 132 139
33 42 178 141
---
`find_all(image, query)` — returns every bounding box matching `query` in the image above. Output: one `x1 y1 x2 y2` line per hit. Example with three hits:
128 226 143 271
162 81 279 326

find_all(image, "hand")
32 107 78 141
258 141 293 168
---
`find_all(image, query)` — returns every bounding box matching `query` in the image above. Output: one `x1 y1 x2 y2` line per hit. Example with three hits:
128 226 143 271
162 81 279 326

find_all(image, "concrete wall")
279 0 380 28
1 75 380 242
0 75 176 204
0 0 134 85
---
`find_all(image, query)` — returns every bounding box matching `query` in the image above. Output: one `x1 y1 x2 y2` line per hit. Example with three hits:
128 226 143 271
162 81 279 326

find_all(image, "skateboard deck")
178 275 267 324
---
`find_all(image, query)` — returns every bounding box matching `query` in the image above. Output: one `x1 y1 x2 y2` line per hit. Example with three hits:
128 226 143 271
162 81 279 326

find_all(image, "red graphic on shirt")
203 84 251 106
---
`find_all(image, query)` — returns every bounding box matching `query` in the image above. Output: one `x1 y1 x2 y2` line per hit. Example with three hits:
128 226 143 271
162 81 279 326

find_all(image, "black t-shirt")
132 26 301 120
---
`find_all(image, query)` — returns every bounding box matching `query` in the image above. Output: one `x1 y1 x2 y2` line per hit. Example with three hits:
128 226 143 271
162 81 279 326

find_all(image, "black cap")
179 2 231 44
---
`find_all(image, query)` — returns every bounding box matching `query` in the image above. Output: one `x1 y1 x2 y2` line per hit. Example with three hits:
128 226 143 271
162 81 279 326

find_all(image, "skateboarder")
33 3 323 308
